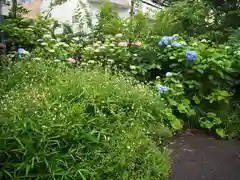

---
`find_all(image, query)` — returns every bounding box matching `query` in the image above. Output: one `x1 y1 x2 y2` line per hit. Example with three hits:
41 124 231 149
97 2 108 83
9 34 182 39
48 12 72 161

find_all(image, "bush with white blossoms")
33 35 80 64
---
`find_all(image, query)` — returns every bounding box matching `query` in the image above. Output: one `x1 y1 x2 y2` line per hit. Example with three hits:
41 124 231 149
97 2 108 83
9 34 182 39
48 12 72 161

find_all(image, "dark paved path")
169 130 240 180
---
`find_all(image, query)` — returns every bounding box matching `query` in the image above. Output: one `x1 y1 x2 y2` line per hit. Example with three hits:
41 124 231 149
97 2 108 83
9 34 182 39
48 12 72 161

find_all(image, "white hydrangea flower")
94 49 100 53
43 34 52 39
115 33 123 38
22 49 30 55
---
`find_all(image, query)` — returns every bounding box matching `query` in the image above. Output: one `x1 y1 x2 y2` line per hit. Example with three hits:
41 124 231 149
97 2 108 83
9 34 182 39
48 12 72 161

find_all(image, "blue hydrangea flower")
163 36 174 41
158 41 163 46
186 50 197 61
156 84 169 93
158 36 174 46
171 42 181 47
17 48 24 55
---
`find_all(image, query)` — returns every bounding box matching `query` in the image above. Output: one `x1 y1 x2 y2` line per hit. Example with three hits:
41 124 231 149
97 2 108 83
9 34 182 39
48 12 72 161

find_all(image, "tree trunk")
11 0 17 18
130 0 135 16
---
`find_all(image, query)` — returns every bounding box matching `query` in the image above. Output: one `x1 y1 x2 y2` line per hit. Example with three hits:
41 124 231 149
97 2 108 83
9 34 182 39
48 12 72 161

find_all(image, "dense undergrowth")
0 0 240 179
0 60 171 179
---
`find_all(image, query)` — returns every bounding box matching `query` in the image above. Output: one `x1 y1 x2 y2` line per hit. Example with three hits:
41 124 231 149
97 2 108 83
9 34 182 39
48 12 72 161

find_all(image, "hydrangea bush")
79 32 238 137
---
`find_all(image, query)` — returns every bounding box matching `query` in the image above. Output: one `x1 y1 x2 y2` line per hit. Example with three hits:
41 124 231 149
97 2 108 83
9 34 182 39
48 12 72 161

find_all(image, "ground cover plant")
0 60 172 179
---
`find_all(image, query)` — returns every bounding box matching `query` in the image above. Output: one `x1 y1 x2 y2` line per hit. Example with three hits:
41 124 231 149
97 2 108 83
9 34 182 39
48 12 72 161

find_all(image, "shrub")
0 60 171 179
80 31 240 137
0 9 54 52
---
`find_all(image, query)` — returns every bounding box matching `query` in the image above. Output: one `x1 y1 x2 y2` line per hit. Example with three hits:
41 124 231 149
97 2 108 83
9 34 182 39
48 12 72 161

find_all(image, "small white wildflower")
166 72 173 77
201 39 207 43
61 42 69 47
173 34 179 38
107 59 114 63
48 49 55 53
54 43 60 47
88 60 95 64
81 62 87 66
130 65 136 70
235 51 240 56
192 42 198 46
40 42 48 46
33 57 41 61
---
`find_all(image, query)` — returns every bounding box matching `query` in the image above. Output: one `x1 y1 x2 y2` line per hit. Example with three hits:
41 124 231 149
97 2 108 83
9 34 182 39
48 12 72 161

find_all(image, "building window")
20 0 32 4
3 0 11 5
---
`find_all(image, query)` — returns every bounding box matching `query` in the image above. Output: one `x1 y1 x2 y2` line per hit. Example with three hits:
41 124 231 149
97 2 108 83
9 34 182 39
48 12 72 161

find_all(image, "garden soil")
170 130 240 180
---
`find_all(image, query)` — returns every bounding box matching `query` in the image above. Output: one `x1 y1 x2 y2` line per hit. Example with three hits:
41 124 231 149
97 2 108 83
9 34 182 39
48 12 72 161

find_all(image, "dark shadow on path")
170 131 240 180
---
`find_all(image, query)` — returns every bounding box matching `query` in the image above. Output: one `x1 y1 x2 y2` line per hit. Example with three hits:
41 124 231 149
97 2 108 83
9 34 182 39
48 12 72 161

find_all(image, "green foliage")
2 2 240 179
0 60 171 179
153 0 214 37
80 20 239 137
0 7 54 51
93 1 124 39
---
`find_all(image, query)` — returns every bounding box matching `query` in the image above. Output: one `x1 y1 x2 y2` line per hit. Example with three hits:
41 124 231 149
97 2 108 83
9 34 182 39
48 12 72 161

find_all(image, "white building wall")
40 0 161 33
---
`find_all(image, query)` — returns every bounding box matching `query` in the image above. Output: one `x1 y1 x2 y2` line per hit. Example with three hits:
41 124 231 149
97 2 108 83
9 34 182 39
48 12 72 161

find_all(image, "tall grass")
0 60 171 179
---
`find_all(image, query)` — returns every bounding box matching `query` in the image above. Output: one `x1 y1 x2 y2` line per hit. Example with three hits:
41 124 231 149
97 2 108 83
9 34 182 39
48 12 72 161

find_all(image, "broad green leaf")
206 112 216 118
213 118 222 125
177 104 187 113
200 120 213 129
219 90 229 97
170 119 182 130
216 128 226 138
